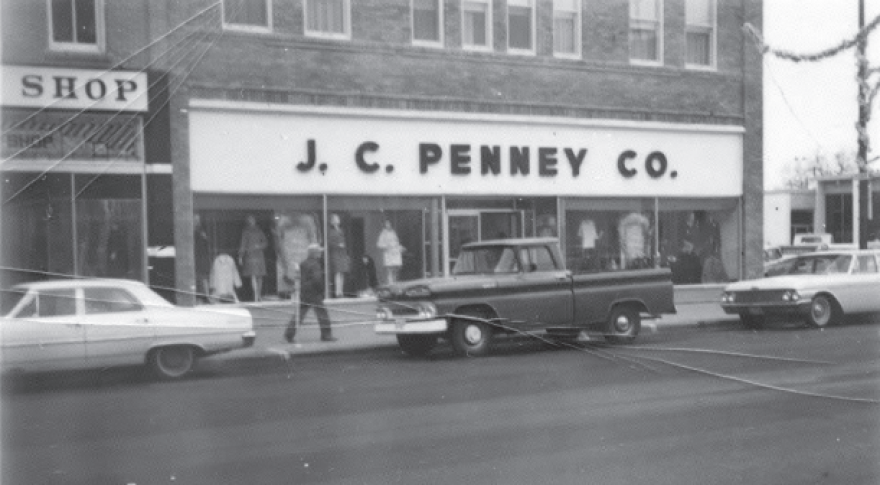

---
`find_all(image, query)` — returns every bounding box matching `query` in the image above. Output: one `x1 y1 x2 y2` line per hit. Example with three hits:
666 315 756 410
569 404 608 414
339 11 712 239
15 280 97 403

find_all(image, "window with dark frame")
413 0 441 43
305 0 350 37
223 0 270 29
462 0 491 49
629 0 661 63
50 0 100 49
686 0 714 67
507 0 534 52
553 0 580 57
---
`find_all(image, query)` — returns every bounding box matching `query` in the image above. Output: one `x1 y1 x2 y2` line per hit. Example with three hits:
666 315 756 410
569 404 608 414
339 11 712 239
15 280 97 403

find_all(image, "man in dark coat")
672 239 703 285
285 244 336 343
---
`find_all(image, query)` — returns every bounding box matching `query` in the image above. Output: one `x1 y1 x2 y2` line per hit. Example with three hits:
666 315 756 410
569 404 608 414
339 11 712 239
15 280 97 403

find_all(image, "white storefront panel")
189 100 743 198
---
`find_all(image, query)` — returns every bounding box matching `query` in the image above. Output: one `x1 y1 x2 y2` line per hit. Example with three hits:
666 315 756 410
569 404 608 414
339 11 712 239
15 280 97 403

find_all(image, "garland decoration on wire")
743 14 880 62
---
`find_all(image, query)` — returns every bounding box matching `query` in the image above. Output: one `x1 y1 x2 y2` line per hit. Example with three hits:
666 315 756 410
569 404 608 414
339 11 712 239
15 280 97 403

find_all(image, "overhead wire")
0 1 223 136
3 8 224 206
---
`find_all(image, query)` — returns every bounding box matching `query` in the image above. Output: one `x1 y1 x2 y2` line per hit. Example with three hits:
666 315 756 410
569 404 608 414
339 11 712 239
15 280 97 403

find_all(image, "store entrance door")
447 210 524 270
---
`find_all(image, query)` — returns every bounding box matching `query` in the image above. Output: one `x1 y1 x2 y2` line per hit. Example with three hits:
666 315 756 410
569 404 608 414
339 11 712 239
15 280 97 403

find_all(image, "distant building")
764 189 815 247
764 175 880 248
2 0 764 302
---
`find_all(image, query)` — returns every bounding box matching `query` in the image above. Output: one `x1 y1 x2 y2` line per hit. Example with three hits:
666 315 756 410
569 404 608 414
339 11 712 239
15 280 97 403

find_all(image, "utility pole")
857 0 871 248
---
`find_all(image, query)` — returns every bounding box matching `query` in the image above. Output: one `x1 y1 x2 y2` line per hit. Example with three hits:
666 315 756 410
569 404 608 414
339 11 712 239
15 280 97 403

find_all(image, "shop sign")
2 66 148 112
190 106 744 198
1 110 142 161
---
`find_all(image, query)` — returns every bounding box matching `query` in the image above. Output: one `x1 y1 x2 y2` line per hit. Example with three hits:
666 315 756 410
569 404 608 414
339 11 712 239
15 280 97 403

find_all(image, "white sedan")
721 250 880 329
1 279 255 379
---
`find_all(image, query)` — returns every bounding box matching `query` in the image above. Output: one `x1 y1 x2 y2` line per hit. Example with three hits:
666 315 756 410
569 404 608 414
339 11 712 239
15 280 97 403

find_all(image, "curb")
210 315 740 365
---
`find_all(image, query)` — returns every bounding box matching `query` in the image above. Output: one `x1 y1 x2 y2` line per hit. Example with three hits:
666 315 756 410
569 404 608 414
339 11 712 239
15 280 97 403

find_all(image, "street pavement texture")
5 322 877 485
214 296 740 362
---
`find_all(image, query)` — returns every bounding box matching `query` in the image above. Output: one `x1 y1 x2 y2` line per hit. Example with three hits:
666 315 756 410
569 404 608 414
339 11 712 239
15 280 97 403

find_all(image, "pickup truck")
374 238 676 357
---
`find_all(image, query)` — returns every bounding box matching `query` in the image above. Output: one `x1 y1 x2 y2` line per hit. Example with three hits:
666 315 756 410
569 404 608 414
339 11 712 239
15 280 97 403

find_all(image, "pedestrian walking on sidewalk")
285 244 336 343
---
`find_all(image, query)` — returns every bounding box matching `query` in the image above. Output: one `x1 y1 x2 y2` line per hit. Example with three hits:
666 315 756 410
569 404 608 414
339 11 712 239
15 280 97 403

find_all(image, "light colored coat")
377 228 403 267
210 254 242 301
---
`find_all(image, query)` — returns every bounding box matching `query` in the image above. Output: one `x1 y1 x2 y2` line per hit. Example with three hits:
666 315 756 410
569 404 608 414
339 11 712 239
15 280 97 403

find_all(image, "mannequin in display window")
577 218 603 271
328 213 350 298
238 214 268 302
376 219 405 285
618 211 651 269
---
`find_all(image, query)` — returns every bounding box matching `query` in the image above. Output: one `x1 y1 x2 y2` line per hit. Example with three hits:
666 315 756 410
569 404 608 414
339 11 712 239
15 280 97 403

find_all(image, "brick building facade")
2 0 762 304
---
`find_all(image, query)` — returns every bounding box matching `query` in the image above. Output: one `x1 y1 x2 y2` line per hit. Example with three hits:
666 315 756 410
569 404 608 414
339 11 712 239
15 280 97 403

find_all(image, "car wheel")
605 305 641 344
805 294 836 328
740 314 765 330
397 334 438 357
149 346 196 379
450 311 493 357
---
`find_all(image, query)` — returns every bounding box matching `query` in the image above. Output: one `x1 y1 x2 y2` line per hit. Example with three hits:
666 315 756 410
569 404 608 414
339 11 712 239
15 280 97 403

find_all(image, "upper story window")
48 0 104 53
553 0 581 58
507 0 535 54
629 0 662 64
305 0 351 39
223 0 271 32
685 0 715 68
462 0 492 51
412 0 443 46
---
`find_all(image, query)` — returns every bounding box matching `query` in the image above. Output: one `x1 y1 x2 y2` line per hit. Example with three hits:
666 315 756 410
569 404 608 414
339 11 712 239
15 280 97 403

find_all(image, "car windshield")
453 246 520 275
1 288 28 317
786 254 853 275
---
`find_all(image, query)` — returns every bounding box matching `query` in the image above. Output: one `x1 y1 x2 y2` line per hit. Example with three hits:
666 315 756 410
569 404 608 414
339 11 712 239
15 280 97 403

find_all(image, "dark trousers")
286 297 332 340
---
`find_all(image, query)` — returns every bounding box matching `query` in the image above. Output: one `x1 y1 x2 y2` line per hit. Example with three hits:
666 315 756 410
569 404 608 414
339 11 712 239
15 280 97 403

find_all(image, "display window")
327 196 437 298
563 198 655 274
657 198 740 285
1 172 147 289
562 197 739 284
74 174 143 281
1 172 74 286
195 195 323 302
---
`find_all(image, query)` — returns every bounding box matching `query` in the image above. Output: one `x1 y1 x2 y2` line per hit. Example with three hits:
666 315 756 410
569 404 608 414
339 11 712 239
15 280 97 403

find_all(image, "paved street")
3 319 879 485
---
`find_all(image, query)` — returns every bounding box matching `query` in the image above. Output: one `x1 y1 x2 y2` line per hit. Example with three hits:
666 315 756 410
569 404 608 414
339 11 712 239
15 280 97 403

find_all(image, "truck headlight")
376 307 394 321
416 302 437 319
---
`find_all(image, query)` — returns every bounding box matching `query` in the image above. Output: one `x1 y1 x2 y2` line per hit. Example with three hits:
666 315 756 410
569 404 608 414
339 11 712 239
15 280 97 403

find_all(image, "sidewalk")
212 290 739 363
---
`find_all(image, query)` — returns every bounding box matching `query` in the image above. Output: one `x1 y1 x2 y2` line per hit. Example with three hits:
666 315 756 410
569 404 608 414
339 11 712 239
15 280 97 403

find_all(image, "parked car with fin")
721 249 880 329
1 279 255 379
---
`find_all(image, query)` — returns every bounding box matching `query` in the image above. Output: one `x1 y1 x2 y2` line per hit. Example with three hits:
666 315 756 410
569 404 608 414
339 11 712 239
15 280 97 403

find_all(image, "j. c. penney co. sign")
2 66 148 112
189 102 744 198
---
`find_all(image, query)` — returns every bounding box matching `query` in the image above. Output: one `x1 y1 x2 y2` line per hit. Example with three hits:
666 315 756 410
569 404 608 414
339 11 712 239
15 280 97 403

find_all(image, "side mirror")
528 263 538 273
